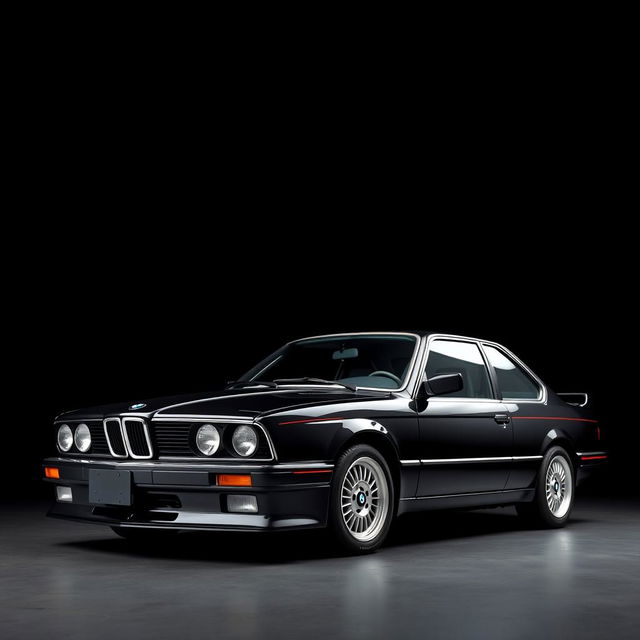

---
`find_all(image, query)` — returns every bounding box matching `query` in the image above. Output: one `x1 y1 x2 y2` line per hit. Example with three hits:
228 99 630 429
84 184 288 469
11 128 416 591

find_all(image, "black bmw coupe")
44 332 606 553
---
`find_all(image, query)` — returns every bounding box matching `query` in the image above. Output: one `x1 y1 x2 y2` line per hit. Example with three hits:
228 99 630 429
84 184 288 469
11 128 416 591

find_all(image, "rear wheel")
328 444 395 554
516 446 574 528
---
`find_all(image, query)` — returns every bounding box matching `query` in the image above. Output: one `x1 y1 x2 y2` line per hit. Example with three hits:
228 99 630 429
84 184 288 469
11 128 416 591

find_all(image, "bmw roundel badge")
129 403 147 410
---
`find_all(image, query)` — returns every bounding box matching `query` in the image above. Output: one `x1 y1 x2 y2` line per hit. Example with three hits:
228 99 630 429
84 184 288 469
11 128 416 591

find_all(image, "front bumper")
43 457 333 532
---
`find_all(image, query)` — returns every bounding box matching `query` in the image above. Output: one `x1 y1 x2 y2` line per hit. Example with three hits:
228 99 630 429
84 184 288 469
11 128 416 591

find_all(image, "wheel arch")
541 428 577 472
331 427 401 514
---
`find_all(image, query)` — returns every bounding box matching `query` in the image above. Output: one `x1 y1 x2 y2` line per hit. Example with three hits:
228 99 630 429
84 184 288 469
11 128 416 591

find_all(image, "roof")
293 330 494 343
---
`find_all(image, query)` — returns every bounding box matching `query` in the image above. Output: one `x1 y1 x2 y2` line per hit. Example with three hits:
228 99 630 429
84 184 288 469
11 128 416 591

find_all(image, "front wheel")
328 444 395 554
516 446 575 528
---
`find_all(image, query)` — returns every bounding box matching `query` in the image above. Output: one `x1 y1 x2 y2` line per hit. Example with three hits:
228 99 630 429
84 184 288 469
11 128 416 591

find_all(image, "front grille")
122 419 152 458
105 419 127 457
154 422 191 456
87 421 109 455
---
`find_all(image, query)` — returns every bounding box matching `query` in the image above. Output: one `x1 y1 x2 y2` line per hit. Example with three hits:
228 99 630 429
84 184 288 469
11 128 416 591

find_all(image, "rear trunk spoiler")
557 392 589 407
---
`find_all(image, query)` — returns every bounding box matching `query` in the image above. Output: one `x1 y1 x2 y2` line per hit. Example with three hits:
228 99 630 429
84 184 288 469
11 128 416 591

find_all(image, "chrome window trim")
121 417 154 460
103 418 128 458
250 354 284 381
414 334 495 401
152 416 277 462
410 333 547 404
480 341 546 404
255 331 422 393
558 392 589 407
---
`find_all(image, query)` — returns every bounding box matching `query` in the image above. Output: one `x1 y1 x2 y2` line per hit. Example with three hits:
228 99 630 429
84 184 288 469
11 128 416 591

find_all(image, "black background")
2 22 637 640
11 56 633 499
17 226 634 499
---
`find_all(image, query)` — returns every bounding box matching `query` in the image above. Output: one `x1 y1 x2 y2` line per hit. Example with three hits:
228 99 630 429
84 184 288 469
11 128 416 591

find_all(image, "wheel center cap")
357 492 366 506
554 480 560 493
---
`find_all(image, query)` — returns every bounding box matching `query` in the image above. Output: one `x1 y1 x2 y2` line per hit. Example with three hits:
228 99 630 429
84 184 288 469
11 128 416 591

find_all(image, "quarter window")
483 345 541 400
425 340 493 398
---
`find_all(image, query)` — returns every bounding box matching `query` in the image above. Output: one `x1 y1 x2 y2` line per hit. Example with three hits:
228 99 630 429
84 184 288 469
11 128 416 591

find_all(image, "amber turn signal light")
217 474 252 487
45 467 60 479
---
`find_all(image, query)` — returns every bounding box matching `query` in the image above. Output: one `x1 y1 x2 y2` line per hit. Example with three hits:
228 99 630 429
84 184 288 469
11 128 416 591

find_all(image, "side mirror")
425 373 463 396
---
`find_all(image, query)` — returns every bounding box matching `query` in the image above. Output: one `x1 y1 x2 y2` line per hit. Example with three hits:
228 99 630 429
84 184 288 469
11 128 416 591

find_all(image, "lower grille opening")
143 493 182 510
93 506 132 520
138 493 181 522
145 511 178 522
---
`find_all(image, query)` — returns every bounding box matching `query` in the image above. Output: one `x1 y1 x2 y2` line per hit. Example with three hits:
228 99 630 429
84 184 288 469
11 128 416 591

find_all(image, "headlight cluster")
57 423 91 453
194 423 259 458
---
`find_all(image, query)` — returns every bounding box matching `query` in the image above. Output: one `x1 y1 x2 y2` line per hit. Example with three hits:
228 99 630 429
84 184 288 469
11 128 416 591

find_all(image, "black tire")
516 446 575 528
111 526 179 541
328 444 395 554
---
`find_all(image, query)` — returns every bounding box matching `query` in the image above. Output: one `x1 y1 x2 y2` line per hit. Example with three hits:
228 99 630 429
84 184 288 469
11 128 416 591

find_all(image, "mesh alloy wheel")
329 444 395 553
340 456 390 542
516 446 575 528
545 455 573 518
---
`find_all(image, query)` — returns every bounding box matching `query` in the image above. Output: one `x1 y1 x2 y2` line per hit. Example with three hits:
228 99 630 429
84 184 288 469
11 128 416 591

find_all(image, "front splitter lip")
47 510 324 532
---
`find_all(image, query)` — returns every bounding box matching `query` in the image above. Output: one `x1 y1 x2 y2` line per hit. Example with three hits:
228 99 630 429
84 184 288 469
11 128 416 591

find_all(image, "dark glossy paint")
43 332 606 532
416 399 512 495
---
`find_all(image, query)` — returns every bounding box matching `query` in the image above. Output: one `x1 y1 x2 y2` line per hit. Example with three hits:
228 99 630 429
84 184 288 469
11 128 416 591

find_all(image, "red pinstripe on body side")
279 417 345 426
512 416 598 423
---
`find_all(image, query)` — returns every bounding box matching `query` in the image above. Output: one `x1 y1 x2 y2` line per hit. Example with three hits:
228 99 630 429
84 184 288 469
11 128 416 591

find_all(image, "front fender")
261 416 400 463
326 418 399 460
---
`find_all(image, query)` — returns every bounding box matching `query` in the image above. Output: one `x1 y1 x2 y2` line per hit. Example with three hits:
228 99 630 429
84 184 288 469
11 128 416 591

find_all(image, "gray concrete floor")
1 498 639 640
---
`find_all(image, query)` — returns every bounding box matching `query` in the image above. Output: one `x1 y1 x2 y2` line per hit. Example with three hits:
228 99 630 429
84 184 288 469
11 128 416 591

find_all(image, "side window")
483 345 541 400
425 340 493 398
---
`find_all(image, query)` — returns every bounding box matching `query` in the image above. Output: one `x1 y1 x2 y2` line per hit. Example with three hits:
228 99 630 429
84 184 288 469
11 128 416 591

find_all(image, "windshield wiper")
273 377 356 392
226 380 279 390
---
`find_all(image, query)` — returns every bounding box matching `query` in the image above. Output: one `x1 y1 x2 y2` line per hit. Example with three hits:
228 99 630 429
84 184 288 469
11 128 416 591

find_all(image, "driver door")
416 339 513 496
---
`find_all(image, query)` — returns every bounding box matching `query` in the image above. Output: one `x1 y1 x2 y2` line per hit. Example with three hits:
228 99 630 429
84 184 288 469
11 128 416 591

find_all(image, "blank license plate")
89 469 132 506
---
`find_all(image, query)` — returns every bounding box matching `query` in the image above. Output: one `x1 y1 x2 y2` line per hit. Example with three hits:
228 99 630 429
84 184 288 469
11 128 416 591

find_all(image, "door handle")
494 414 510 425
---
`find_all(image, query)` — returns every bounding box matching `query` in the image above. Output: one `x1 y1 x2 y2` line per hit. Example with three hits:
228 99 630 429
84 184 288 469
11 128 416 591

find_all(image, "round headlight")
57 424 73 452
196 424 220 456
232 425 258 457
74 423 92 453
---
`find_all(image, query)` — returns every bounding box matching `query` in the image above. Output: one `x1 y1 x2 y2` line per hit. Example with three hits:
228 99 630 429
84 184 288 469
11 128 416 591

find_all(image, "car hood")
57 388 386 421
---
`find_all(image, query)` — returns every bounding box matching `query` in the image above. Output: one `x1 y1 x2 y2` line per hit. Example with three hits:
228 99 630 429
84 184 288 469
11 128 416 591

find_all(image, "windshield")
240 334 419 390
